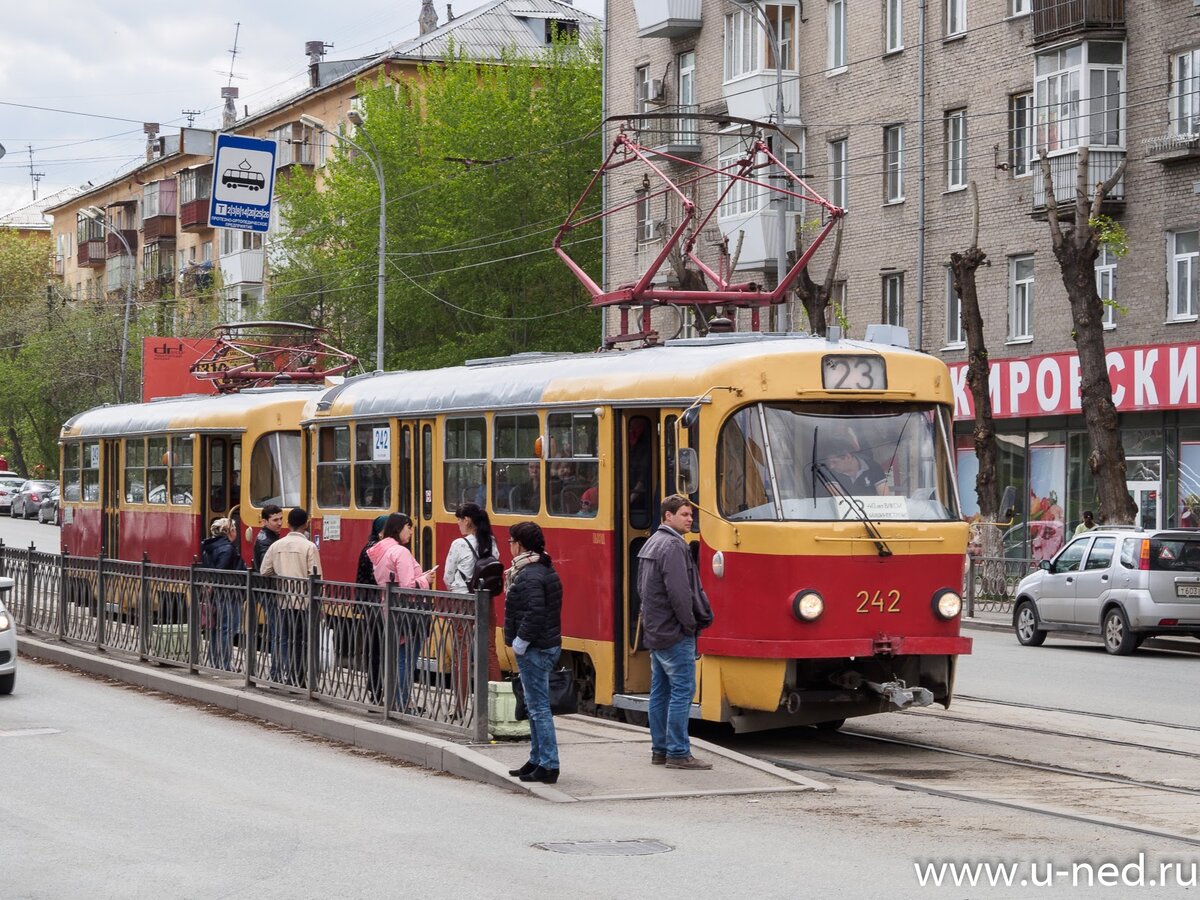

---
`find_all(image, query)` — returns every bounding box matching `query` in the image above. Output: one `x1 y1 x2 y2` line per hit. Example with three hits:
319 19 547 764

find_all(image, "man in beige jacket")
261 508 322 686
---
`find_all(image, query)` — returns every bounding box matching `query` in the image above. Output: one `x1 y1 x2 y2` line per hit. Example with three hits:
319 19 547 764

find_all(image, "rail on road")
0 542 490 741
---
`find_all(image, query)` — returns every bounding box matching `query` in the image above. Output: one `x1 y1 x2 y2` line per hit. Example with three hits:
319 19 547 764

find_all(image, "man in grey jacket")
637 495 714 770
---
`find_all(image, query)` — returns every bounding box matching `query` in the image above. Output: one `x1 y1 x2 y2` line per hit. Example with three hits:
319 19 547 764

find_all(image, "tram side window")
82 441 100 502
354 423 391 509
124 439 146 503
548 412 599 517
444 417 486 511
250 432 301 508
63 443 81 502
398 426 412 516
146 437 168 504
627 415 654 529
317 425 351 509
209 439 227 513
170 436 193 505
493 414 541 515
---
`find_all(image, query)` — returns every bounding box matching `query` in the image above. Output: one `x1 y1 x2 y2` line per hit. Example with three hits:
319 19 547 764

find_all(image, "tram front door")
100 439 121 557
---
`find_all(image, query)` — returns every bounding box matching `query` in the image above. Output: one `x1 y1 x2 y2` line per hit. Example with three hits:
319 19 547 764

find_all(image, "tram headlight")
932 588 962 620
791 590 824 622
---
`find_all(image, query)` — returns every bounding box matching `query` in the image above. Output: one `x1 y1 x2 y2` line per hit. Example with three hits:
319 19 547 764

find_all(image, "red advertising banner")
948 340 1200 421
142 337 220 401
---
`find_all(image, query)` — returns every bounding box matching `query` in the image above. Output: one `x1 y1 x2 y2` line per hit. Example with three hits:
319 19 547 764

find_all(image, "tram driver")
823 435 890 496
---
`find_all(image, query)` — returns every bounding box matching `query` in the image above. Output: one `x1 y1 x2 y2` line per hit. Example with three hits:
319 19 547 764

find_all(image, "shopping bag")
319 624 336 672
511 667 577 720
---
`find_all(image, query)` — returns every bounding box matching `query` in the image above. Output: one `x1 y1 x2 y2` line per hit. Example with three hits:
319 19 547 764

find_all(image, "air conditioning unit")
648 79 666 103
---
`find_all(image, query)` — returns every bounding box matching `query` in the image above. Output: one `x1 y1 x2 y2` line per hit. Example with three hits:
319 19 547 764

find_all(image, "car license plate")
1177 584 1200 598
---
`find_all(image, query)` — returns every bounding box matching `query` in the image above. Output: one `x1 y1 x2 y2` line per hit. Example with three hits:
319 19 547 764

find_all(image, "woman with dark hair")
444 503 498 715
369 513 434 711
504 521 563 784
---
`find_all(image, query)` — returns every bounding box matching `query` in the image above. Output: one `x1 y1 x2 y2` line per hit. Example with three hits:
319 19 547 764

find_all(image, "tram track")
955 693 1200 734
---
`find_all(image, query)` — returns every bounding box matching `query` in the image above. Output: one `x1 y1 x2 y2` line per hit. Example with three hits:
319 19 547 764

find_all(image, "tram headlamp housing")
791 590 824 622
932 588 962 620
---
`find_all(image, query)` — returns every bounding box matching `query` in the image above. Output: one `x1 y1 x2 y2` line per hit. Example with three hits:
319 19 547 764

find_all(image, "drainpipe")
916 0 927 351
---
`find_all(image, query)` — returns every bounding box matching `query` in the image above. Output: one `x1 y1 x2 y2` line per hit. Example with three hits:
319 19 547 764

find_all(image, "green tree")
269 38 603 369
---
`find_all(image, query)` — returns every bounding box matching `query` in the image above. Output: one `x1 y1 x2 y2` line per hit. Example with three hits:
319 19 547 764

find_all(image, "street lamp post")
84 206 135 403
299 113 387 372
733 0 789 332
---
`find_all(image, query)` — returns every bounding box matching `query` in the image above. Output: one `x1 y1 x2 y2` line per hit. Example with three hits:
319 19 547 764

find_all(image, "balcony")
1031 0 1124 44
105 256 136 294
143 214 176 243
718 206 795 272
77 240 106 269
219 248 264 286
1031 147 1125 211
634 0 701 38
722 72 800 125
179 198 211 232
106 229 138 258
637 105 702 157
1144 133 1200 165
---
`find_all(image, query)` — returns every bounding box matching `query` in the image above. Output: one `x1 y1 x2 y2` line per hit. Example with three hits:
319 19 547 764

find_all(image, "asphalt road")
956 625 1200 727
0 512 60 554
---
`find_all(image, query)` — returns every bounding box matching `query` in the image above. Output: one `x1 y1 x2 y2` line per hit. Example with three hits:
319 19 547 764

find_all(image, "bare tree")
1039 147 1137 524
792 218 844 336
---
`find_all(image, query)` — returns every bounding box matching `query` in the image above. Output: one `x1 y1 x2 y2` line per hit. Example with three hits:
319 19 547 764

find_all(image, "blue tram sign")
209 133 277 233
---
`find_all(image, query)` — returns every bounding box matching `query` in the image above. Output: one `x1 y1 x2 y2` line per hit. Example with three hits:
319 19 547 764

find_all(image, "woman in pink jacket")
367 513 432 711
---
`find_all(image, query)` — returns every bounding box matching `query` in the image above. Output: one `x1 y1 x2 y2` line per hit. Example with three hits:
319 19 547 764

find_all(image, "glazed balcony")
1031 147 1125 211
143 214 176 243
106 229 138 258
1031 0 1124 44
634 0 701 38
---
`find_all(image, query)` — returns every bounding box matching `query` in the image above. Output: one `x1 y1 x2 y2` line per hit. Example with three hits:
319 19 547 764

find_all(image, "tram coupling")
827 671 935 711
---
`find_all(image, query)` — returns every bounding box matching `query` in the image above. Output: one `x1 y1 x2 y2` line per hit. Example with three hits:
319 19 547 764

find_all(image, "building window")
636 190 656 243
829 138 848 210
1009 255 1035 340
764 5 797 70
1010 0 1030 14
1095 245 1117 328
946 268 965 345
885 0 903 53
677 50 697 142
1170 230 1199 320
1035 41 1125 154
1010 92 1033 177
831 281 847 324
827 0 846 71
784 139 805 211
1171 48 1199 137
724 8 759 80
946 0 965 36
719 131 762 217
220 228 263 255
945 108 967 190
884 124 904 203
635 65 651 120
882 273 904 326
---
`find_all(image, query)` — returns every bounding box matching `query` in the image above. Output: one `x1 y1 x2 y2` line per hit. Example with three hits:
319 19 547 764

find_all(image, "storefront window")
1177 426 1200 528
1027 430 1066 563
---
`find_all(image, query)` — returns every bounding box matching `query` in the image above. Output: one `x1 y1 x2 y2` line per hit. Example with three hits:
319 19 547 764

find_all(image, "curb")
17 635 537 798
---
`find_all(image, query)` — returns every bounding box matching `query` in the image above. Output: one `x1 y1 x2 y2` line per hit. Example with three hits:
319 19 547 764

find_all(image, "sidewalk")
17 635 828 802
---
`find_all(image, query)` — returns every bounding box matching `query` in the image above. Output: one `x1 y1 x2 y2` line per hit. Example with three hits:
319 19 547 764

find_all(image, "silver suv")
1013 528 1200 655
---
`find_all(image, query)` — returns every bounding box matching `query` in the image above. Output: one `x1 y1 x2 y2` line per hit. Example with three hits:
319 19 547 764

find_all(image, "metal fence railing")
0 542 489 741
965 555 1038 616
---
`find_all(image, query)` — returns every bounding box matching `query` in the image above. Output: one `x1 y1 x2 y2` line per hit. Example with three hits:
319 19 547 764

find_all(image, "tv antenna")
222 22 244 86
181 109 202 127
27 146 44 201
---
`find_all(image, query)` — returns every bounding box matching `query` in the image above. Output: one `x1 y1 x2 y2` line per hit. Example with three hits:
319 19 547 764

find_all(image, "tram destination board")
209 133 277 233
822 355 887 391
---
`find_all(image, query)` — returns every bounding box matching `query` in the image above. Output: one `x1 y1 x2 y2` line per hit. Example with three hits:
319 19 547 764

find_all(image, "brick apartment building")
605 0 1200 547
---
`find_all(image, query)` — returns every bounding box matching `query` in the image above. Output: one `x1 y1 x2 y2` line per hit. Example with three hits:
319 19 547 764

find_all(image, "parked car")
0 474 27 514
0 577 16 694
37 486 59 525
10 480 56 519
1013 528 1200 655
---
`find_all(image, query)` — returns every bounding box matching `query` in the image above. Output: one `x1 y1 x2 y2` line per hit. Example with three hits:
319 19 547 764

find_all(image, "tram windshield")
717 402 959 522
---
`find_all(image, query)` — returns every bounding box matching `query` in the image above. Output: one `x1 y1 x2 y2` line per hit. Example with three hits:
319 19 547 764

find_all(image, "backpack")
466 539 505 597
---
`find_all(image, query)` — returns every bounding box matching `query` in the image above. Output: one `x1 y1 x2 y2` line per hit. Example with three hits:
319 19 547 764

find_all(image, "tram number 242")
856 590 901 614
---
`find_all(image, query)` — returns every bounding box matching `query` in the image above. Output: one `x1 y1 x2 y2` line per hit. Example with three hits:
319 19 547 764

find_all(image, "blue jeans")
205 593 241 671
649 636 696 758
516 645 561 770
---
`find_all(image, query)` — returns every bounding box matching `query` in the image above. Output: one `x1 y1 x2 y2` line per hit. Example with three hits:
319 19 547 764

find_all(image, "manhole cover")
0 727 62 738
534 839 673 856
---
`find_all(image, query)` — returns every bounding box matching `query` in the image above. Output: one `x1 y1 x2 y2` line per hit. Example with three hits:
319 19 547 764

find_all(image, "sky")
0 0 604 216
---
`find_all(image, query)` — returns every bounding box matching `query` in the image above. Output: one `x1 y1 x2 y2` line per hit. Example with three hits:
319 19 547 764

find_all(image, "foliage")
269 37 603 370
1089 214 1129 257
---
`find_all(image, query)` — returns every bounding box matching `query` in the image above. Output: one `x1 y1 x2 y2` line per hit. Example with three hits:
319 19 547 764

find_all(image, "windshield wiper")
810 428 893 558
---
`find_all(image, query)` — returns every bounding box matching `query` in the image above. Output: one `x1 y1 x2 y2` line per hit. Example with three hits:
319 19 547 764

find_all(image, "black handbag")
512 667 578 719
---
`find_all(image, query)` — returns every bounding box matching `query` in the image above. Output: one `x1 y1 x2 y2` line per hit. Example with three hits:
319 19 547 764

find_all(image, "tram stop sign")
209 133 277 233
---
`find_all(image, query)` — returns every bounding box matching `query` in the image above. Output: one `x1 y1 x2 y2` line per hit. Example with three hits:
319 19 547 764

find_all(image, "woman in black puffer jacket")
503 521 563 784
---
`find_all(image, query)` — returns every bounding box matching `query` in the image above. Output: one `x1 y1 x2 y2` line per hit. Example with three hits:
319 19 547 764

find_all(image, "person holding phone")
368 513 431 712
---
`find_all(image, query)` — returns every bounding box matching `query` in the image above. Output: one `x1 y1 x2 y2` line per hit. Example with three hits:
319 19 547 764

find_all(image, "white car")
0 577 16 694
0 474 26 514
